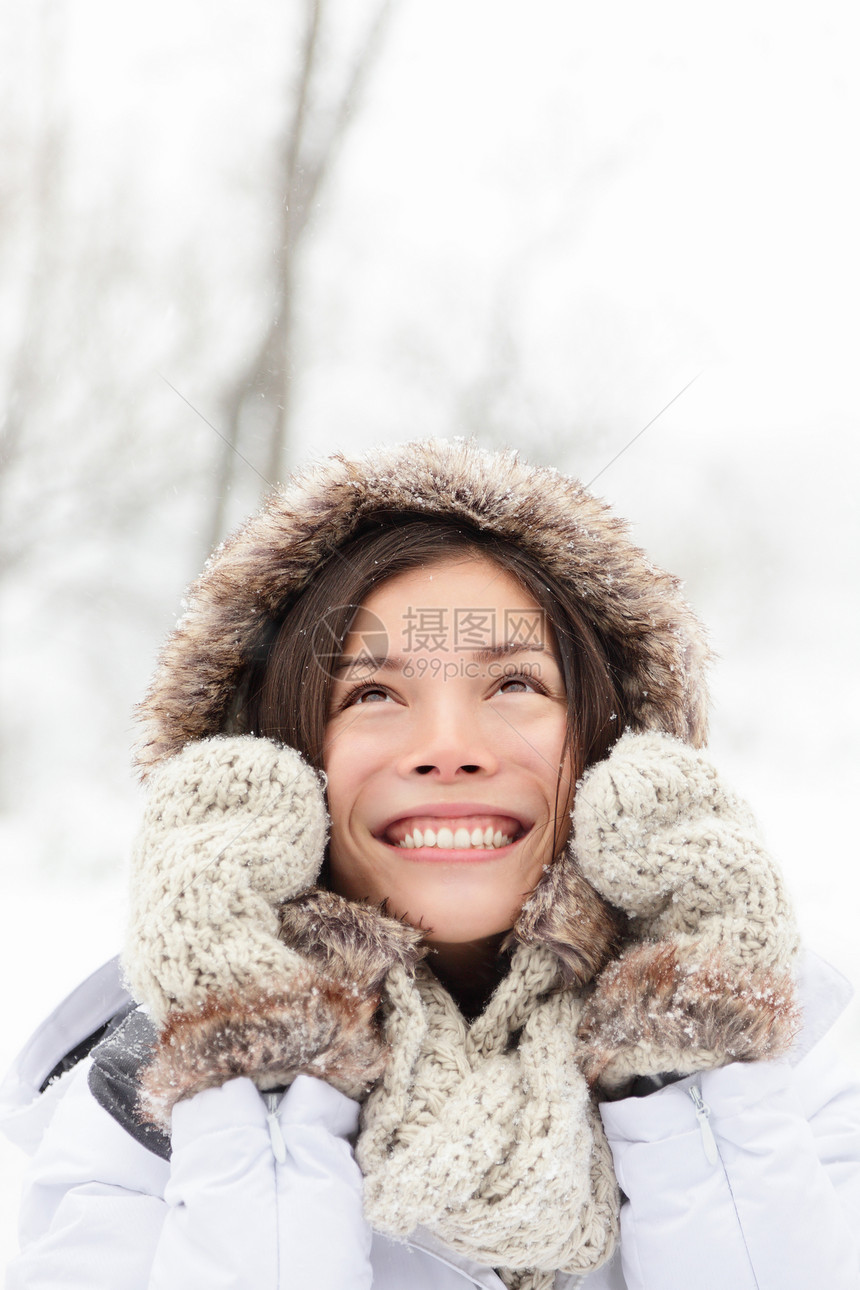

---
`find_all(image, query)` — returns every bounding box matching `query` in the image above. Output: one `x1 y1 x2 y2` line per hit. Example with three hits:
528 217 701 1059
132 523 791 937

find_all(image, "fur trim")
135 440 711 775
507 850 628 986
278 889 427 991
138 967 387 1129
576 941 801 1097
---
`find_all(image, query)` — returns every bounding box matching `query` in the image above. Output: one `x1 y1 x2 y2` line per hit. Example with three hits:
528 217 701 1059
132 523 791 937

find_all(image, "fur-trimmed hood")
136 438 710 773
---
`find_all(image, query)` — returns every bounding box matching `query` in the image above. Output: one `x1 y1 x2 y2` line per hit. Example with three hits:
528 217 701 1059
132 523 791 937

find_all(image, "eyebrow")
333 641 550 678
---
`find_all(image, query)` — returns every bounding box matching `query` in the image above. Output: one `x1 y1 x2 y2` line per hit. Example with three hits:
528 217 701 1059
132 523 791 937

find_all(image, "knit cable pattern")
573 731 801 1093
357 943 619 1289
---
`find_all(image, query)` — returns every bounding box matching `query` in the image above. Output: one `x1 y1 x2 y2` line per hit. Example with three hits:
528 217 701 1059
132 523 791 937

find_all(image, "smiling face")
323 556 573 944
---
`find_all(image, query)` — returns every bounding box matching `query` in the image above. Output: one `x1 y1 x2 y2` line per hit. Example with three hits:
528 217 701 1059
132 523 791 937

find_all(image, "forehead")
346 555 549 653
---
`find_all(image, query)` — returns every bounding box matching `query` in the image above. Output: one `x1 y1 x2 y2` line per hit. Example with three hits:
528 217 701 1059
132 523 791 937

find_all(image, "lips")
380 811 528 851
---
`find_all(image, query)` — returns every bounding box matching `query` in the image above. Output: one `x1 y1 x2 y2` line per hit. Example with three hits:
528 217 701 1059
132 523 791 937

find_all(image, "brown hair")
242 516 628 852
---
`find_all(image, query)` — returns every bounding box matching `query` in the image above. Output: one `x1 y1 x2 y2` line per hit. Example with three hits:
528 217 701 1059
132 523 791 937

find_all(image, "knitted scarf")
356 943 619 1290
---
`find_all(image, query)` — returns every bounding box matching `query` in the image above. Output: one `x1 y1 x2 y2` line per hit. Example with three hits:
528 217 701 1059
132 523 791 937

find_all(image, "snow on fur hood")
135 438 711 774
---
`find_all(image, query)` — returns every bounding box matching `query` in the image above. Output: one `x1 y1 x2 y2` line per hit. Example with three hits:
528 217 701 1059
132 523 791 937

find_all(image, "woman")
4 439 860 1289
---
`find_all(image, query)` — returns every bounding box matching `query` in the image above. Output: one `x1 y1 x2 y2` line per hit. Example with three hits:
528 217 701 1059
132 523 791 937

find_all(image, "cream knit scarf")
356 943 619 1290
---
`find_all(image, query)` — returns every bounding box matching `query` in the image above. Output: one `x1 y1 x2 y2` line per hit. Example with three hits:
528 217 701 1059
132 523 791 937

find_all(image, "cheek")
324 717 401 809
322 732 360 810
323 738 383 847
519 717 569 782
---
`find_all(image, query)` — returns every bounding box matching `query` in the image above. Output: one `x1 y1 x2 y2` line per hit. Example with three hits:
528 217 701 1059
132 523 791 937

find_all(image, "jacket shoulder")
87 1008 171 1161
1 956 130 1153
1 956 169 1162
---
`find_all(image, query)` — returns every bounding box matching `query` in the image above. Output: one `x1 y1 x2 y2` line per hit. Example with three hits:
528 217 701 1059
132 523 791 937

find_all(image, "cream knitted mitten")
573 731 801 1096
123 736 422 1125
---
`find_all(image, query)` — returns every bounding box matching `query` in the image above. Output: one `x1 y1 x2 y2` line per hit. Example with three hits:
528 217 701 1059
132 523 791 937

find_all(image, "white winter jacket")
3 948 859 1290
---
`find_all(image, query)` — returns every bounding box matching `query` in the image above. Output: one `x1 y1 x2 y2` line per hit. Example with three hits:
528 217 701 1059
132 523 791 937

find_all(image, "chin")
395 901 521 945
421 925 512 946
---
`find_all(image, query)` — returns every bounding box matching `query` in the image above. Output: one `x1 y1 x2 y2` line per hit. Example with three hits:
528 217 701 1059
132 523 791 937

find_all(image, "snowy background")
2 0 859 1261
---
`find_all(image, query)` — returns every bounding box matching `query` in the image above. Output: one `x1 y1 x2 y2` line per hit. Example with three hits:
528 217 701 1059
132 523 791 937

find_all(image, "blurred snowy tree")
0 0 398 829
209 0 394 549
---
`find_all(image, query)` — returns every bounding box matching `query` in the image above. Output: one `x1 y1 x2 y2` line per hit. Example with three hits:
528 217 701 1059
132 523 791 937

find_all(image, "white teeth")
395 824 519 850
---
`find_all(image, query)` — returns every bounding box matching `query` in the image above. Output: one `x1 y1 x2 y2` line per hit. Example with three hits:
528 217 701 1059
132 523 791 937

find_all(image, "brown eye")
495 672 548 696
341 684 391 708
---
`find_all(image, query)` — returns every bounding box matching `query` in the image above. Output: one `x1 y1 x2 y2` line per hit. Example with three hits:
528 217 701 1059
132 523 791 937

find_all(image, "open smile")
378 812 530 856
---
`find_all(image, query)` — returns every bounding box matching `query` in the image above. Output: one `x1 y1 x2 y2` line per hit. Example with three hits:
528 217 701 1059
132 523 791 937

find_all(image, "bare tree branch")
0 0 68 575
299 0 394 227
283 0 323 253
206 0 395 552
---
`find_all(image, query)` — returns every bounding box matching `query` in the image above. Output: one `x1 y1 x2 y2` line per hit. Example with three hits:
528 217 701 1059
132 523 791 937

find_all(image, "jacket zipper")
264 1091 287 1164
688 1084 719 1165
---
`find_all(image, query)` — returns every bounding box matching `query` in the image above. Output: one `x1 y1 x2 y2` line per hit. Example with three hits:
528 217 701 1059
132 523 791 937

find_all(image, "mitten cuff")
278 889 426 991
577 941 801 1098
506 848 627 985
137 894 428 1129
138 966 387 1130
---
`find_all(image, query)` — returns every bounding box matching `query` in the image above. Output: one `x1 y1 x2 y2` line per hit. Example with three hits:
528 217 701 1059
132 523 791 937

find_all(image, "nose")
396 700 500 781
